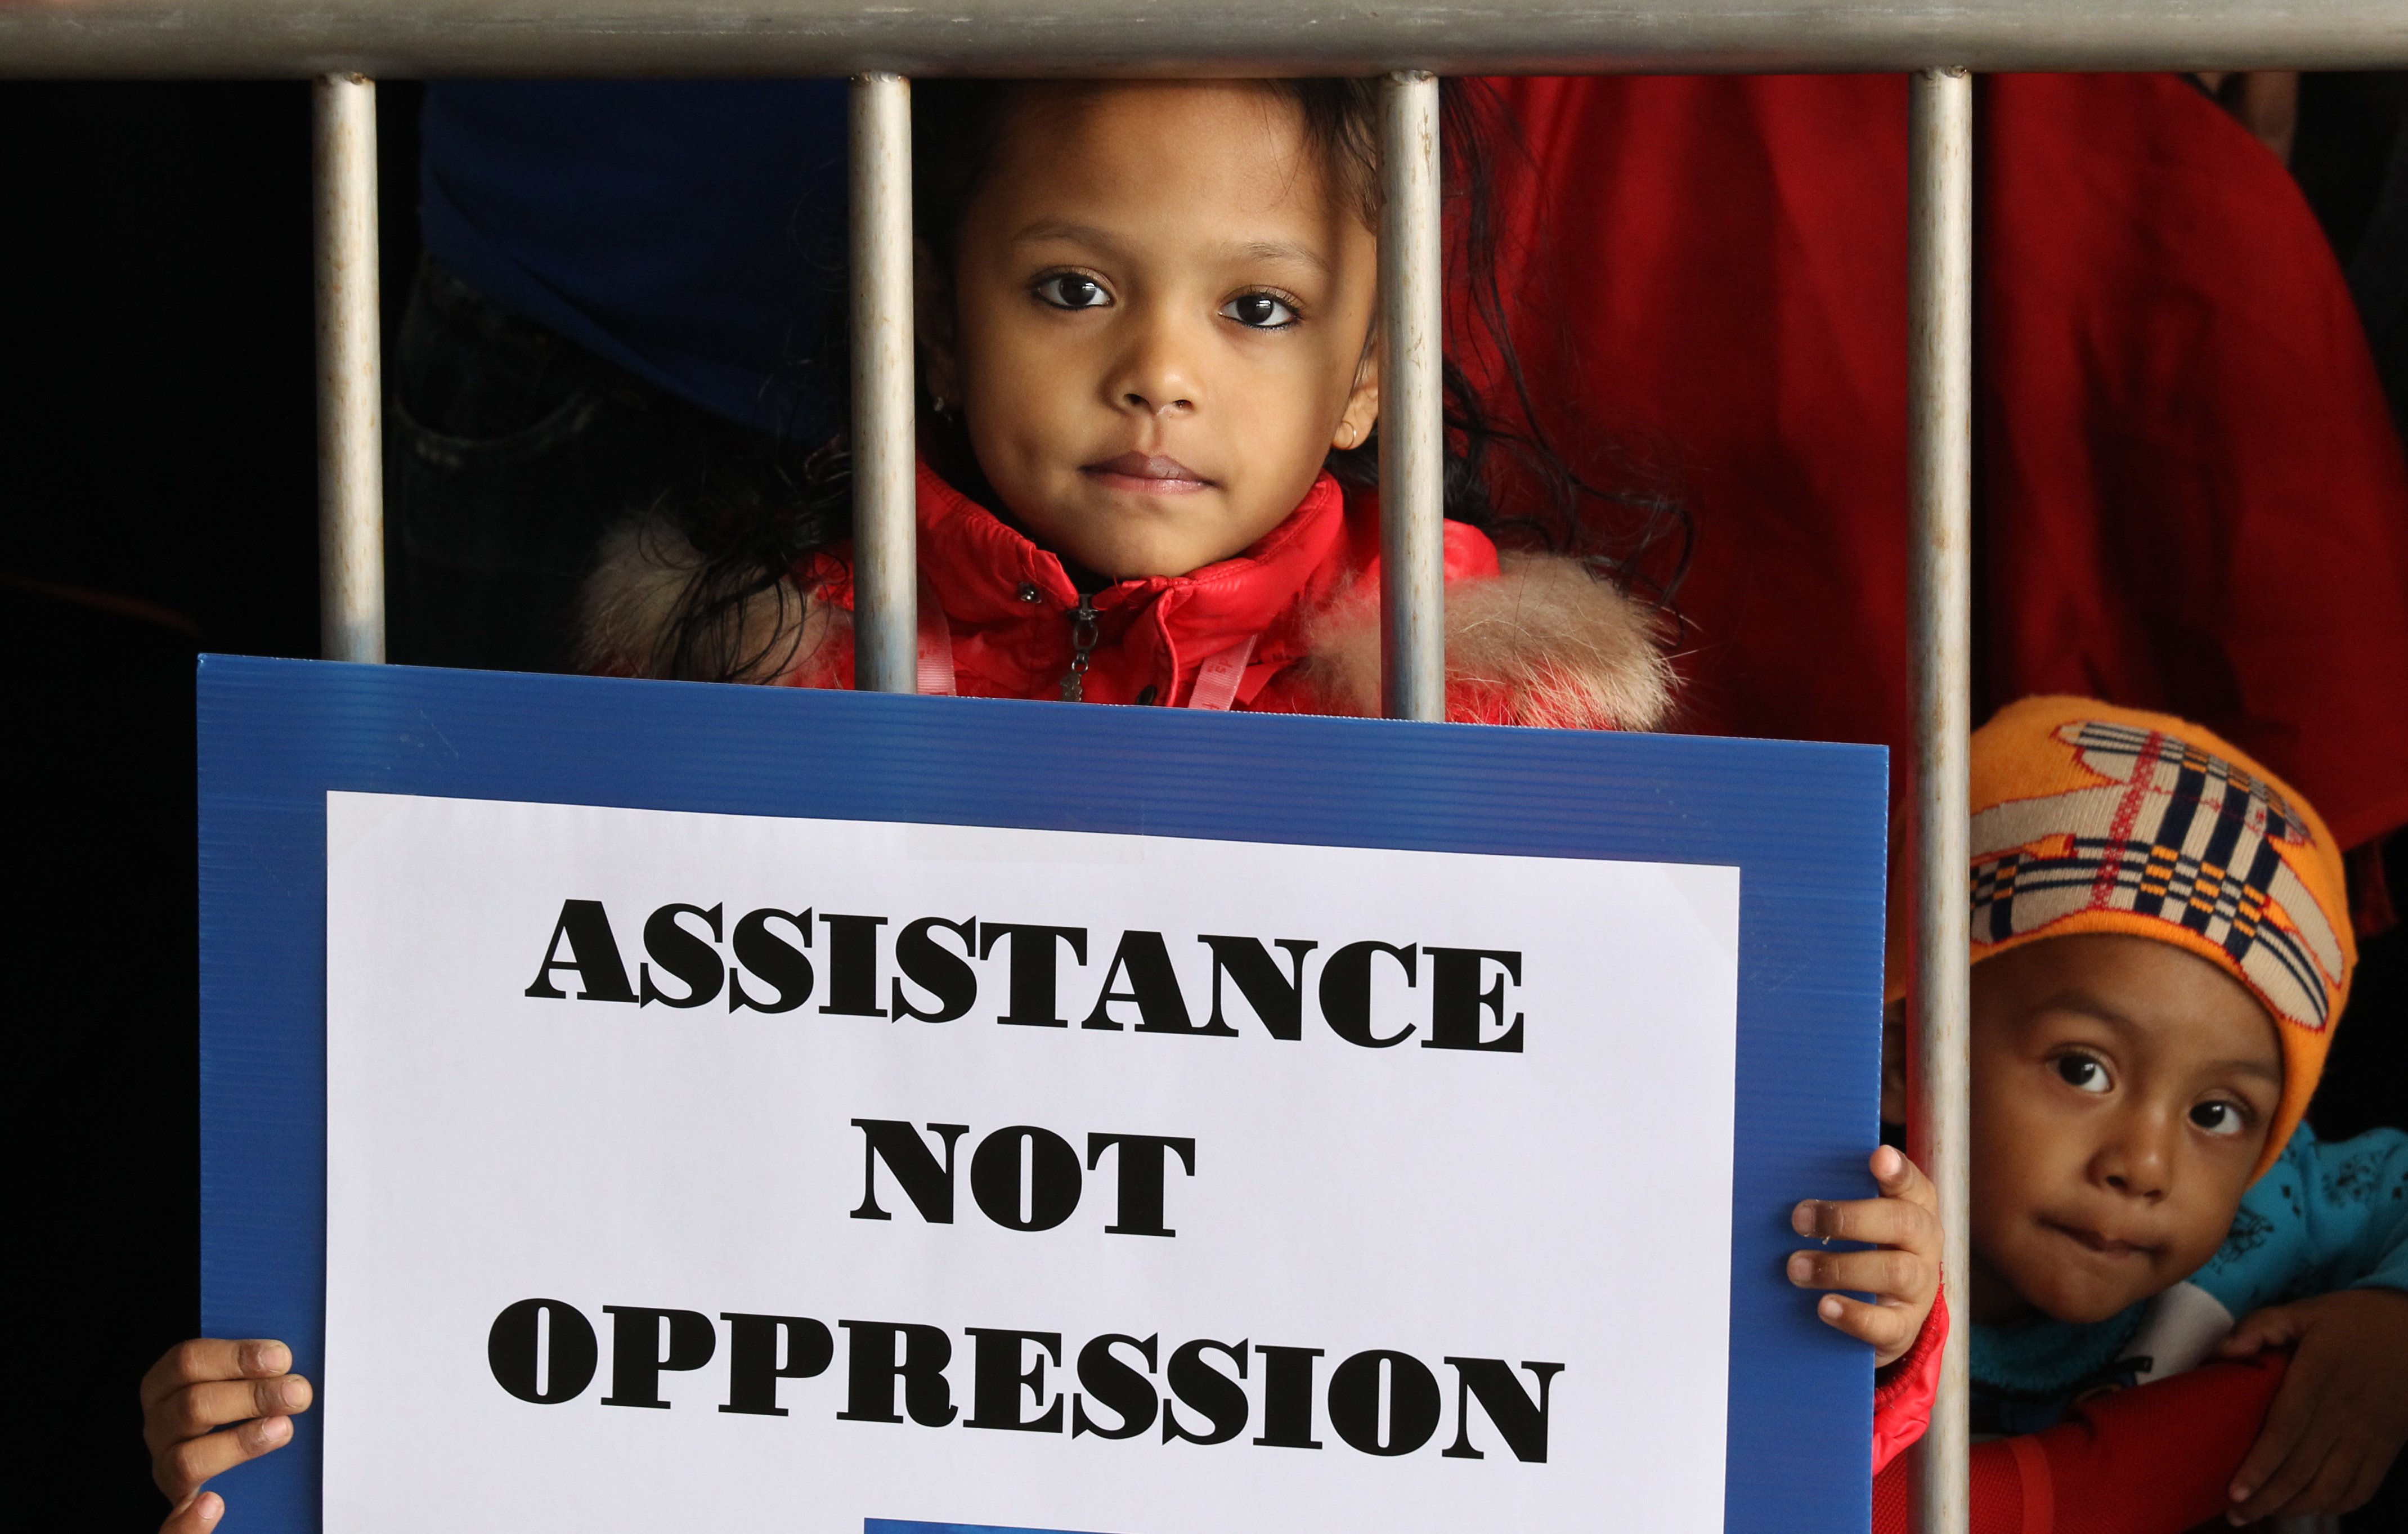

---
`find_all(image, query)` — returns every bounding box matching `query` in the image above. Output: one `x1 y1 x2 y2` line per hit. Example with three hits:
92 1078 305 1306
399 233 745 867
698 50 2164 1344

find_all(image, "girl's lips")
1082 452 1213 494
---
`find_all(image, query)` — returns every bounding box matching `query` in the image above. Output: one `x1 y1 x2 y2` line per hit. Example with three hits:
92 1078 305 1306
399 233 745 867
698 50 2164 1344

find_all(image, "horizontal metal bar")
5 0 2406 78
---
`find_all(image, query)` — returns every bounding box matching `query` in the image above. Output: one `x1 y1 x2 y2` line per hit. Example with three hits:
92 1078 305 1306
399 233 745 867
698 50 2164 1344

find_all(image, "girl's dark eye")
2055 1054 2111 1093
1036 274 1110 311
1222 293 1298 329
2190 1100 2248 1138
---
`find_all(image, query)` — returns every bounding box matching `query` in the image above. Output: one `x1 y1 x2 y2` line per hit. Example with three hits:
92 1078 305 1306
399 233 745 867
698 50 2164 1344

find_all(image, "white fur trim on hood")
579 520 1675 730
1292 552 1676 730
577 518 845 685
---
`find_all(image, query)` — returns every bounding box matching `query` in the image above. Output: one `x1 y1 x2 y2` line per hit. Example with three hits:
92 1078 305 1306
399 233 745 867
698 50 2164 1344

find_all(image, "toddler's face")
1965 934 2280 1325
926 82 1380 580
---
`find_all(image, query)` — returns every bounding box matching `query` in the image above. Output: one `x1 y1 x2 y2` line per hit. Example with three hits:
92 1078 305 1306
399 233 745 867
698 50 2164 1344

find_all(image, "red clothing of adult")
1871 1351 2289 1534
1478 73 2408 851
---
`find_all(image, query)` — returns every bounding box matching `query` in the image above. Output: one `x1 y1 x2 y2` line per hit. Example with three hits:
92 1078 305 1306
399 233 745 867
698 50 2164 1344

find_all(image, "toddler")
1880 697 2407 1524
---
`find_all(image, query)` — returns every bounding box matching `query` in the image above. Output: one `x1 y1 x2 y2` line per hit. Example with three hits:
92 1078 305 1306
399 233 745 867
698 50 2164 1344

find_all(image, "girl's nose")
1107 316 1201 418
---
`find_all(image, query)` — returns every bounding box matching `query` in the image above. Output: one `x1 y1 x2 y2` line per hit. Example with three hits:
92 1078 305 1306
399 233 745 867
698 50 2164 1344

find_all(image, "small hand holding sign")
1788 1146 1944 1367
141 1338 314 1532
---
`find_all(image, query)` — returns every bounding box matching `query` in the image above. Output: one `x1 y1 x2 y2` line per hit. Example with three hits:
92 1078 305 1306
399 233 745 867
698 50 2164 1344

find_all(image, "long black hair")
653 78 1690 683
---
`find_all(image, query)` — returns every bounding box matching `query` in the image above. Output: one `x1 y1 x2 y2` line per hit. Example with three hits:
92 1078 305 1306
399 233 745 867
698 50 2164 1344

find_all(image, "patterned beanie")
1906 696 2355 1179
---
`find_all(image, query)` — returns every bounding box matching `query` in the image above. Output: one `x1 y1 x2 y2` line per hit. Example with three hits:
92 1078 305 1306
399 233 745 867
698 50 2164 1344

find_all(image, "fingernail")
277 1376 307 1409
197 1492 224 1527
1875 1146 1901 1178
2228 1484 2249 1502
1792 1202 1817 1236
1819 1295 1844 1321
1788 1253 1813 1284
244 1340 291 1375
259 1414 293 1446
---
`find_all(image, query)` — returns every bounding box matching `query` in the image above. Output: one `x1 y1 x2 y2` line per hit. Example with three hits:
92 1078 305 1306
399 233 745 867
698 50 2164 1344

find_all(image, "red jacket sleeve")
1871 1352 2288 1534
1873 1285 1949 1474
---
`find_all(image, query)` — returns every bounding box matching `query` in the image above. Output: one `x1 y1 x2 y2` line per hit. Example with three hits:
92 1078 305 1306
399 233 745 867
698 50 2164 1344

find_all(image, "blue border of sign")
198 653 1887 1533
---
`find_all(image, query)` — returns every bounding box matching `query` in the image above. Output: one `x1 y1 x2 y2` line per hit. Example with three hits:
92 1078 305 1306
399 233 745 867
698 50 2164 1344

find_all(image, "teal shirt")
2189 1123 2408 1316
1973 1124 2408 1422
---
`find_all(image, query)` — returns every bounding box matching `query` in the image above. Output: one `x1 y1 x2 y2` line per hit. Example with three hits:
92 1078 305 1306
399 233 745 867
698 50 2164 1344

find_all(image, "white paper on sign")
324 791 1741 1534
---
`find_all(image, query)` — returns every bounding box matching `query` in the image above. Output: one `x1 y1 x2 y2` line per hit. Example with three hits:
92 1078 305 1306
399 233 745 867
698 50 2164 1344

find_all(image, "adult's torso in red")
1478 73 2408 851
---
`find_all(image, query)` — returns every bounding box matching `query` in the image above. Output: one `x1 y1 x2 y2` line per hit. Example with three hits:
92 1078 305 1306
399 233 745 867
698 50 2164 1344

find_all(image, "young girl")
142 79 1944 1531
577 78 1685 723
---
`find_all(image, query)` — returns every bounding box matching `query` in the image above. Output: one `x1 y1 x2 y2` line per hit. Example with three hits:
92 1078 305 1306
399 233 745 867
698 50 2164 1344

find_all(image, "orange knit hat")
1908 697 2355 1180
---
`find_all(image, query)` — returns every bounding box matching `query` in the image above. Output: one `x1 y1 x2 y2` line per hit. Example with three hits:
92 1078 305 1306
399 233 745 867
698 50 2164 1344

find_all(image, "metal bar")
7 0 2407 78
1907 62 1973 1534
313 70 384 666
850 70 917 694
1379 69 1445 724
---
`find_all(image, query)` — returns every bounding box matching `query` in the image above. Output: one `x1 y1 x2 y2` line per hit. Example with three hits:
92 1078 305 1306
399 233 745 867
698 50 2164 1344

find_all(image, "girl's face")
923 82 1381 581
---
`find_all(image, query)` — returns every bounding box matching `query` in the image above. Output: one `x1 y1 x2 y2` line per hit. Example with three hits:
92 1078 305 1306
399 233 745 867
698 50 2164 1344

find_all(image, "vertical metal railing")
1378 70 1447 723
313 71 384 665
850 71 918 694
1908 63 1975 1534
308 52 1977 1519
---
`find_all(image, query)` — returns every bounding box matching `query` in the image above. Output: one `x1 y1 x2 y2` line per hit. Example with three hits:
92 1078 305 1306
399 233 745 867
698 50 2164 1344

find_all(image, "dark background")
3 75 2401 1530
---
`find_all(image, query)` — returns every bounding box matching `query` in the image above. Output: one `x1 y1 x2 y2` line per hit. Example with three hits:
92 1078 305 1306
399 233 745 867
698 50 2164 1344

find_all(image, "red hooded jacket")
582 460 1678 730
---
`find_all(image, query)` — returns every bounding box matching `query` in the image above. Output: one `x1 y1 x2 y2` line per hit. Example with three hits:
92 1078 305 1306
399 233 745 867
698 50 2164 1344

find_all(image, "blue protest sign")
199 654 1886 1533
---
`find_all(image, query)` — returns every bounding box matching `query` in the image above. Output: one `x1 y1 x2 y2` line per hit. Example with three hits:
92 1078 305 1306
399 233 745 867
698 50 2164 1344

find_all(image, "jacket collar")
911 459 1349 665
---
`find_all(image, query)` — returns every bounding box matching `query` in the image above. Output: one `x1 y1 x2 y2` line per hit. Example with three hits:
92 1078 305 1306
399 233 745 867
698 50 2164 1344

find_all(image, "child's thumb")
1868 1145 1936 1209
